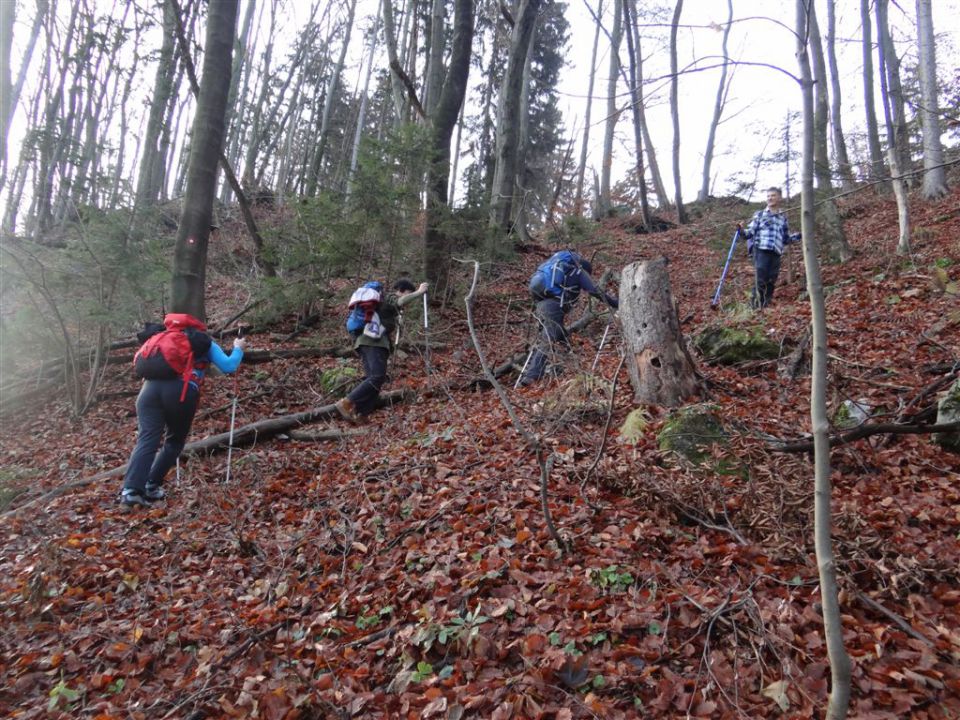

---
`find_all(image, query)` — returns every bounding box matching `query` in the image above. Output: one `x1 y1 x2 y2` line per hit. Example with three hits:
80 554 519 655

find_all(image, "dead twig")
771 420 960 453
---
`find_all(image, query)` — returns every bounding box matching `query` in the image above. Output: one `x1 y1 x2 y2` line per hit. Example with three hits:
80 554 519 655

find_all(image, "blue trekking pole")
711 228 741 308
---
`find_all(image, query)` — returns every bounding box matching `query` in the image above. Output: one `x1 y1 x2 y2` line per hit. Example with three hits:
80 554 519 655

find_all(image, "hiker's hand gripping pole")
711 228 741 308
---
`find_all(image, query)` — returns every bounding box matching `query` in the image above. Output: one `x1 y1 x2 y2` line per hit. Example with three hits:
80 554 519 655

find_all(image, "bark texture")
619 258 698 407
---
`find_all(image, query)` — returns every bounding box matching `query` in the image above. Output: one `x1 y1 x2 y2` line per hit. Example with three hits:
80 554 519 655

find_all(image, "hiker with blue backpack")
119 313 247 508
518 250 618 386
336 279 428 422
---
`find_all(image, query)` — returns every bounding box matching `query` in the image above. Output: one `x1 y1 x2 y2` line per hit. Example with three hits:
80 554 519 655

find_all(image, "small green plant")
589 565 635 593
411 661 433 682
106 678 125 694
439 603 489 651
48 677 83 711
935 257 953 268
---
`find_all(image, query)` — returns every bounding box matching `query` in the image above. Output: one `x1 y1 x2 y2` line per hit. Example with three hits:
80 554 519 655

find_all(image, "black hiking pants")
347 345 389 416
123 379 199 493
520 298 570 384
751 248 782 309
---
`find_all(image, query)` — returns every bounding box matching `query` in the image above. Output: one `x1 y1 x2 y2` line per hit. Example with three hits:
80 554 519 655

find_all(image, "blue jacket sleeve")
578 272 618 309
208 341 244 373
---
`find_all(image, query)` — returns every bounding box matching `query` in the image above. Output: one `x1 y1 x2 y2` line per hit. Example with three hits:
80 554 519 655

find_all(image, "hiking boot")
118 489 152 508
144 484 166 501
335 398 359 423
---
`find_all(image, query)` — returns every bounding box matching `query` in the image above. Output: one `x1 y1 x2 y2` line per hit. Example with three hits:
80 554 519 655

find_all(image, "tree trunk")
135 0 178 209
619 258 698 407
875 2 911 255
669 0 686 223
346 5 382 201
598 0 621 219
795 4 852 718
915 0 948 199
219 0 258 204
574 0 602 216
825 0 854 191
634 27 667 207
171 0 238 319
808 3 851 263
424 0 473 299
380 0 408 120
859 0 886 182
306 0 357 196
697 0 732 202
488 0 541 238
875 0 910 183
424 0 445 114
622 0 649 227
1 0 45 186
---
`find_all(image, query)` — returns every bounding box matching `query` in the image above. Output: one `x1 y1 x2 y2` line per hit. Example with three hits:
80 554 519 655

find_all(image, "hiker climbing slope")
519 250 618 386
119 313 247 508
738 187 800 309
336 279 428 422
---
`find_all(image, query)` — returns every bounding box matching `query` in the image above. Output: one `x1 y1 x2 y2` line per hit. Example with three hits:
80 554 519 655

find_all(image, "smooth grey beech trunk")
796 3 852 717
859 0 886 182
622 0 649 228
598 0 621 218
825 0 854 191
697 0 732 203
574 0 602 215
488 0 542 237
171 0 238 319
875 0 910 184
915 0 948 199
668 0 686 223
808 3 852 263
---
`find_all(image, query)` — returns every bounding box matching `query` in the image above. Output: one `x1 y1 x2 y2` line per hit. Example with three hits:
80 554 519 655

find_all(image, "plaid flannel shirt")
745 209 790 255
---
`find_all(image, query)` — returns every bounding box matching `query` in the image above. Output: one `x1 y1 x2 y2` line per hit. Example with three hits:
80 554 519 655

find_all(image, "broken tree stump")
619 258 699 406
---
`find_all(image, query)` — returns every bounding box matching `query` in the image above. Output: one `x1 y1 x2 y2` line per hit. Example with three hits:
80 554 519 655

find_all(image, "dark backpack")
133 314 211 399
529 250 588 306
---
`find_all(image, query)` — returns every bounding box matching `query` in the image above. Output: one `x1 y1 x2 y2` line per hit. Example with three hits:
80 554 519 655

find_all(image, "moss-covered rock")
934 379 960 453
833 398 873 429
657 405 728 465
319 362 359 398
694 325 780 365
619 408 652 444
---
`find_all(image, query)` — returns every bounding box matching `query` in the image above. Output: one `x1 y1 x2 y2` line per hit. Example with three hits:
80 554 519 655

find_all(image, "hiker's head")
393 279 416 296
766 187 783 210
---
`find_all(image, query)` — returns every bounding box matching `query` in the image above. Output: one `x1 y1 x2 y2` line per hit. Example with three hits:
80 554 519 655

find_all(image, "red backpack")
134 313 212 400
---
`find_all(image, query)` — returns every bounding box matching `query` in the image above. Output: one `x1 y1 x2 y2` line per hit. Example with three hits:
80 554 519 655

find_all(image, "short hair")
393 279 416 293
766 187 783 196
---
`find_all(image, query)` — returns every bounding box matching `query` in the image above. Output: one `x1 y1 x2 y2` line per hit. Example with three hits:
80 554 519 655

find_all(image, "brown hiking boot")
335 398 359 423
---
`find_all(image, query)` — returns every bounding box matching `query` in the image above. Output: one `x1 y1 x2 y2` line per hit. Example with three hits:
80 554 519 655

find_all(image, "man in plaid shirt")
738 187 799 309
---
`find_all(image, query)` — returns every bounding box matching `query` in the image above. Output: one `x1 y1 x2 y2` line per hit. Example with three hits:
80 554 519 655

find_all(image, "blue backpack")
529 251 589 306
345 281 384 335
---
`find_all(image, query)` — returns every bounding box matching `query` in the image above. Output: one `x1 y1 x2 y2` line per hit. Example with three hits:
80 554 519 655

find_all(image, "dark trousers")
752 249 782 309
521 298 569 383
347 345 389 415
123 380 199 493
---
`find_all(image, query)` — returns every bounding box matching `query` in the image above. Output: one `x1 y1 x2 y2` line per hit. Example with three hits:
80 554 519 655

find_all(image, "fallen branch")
770 420 960 453
287 428 369 441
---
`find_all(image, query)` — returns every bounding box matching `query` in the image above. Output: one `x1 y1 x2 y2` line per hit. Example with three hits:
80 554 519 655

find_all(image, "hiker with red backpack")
518 250 618 387
335 279 428 422
119 313 247 508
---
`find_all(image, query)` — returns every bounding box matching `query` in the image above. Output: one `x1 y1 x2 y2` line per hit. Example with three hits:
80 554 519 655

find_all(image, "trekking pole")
514 347 535 389
224 332 241 484
422 292 431 373
711 228 741 308
591 320 612 372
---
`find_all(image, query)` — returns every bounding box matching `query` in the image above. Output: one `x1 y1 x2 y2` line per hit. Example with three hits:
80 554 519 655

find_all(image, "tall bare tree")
796 3 852 717
622 0 649 228
808 1 851 262
825 0 854 191
859 0 886 182
574 0 603 216
489 0 542 237
598 0 621 218
875 0 910 183
171 0 239 318
423 0 474 297
915 0 948 199
668 0 687 223
697 0 732 202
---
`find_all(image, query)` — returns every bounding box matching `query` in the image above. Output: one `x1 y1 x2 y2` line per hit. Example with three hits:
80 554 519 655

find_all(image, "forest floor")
1 184 959 719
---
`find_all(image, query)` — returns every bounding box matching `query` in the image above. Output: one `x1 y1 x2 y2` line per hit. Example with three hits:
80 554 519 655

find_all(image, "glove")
233 337 247 351
736 223 744 233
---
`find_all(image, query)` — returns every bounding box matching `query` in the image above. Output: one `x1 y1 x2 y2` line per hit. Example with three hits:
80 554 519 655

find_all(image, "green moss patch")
694 325 780 365
657 405 728 465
